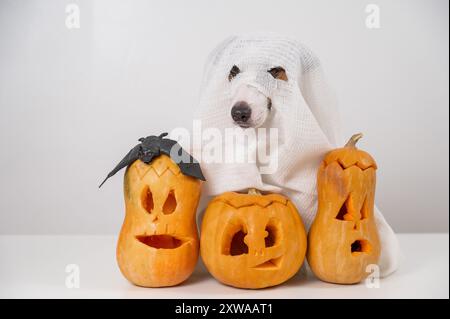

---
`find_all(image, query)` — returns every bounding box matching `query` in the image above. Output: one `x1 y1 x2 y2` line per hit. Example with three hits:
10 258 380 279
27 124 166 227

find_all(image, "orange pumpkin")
200 189 307 289
307 133 381 284
117 155 201 287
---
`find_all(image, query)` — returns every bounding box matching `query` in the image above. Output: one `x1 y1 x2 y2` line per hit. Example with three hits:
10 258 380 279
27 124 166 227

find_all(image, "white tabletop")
0 233 448 299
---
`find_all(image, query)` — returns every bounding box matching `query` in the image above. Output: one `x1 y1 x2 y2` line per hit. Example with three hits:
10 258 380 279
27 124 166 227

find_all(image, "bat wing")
160 139 206 181
177 160 206 181
159 138 178 156
99 145 141 188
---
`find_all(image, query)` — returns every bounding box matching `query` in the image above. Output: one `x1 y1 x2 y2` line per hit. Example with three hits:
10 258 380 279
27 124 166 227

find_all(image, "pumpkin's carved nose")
244 232 267 256
231 101 252 123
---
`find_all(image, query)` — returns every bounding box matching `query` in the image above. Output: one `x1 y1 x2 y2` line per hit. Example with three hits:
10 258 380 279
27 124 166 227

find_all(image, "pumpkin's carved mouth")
252 257 282 269
135 235 187 249
351 239 371 255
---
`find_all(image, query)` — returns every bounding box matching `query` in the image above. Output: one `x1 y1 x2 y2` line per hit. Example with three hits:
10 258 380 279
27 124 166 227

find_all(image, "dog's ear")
228 65 240 82
268 67 288 81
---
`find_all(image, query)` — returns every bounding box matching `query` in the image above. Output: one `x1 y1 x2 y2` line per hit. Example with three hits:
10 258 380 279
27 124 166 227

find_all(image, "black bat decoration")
99 133 205 188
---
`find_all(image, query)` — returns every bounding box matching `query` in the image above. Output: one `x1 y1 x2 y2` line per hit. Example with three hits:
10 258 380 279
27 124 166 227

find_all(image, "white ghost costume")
191 34 399 277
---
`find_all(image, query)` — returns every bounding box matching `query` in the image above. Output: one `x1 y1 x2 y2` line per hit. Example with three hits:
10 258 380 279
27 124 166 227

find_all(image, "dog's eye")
228 65 240 81
268 67 288 81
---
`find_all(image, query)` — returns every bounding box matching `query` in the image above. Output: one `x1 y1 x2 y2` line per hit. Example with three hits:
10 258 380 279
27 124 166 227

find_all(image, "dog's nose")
231 102 252 123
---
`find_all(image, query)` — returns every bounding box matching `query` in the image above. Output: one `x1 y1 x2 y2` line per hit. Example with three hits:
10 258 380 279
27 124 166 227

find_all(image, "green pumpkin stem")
345 133 363 148
248 188 262 195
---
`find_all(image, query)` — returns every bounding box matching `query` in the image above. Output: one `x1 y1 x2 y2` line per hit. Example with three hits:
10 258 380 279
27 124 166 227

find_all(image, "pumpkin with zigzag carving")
200 190 307 289
117 155 201 287
307 134 381 284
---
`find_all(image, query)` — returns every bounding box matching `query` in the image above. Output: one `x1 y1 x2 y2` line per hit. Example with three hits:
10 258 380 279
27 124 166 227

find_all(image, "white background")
0 0 448 234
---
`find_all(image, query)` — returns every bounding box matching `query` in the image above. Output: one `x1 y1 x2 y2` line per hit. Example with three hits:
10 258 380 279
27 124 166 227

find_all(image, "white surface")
0 233 448 299
0 0 448 235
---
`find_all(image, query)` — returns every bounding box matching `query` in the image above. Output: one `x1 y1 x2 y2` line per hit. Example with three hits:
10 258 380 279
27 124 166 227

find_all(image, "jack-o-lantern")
307 133 381 284
200 189 307 289
100 134 205 287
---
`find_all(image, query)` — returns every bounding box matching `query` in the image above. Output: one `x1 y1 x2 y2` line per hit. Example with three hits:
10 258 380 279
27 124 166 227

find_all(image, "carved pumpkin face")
307 134 381 284
117 155 201 287
201 191 307 289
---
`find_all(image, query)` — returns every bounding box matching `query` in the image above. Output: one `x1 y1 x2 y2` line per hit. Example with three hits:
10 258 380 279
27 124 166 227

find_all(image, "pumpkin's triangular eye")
162 190 177 214
360 197 368 220
336 197 350 221
141 186 154 213
335 195 357 221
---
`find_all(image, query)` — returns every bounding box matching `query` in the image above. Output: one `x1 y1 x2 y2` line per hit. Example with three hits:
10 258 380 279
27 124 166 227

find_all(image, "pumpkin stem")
345 133 363 148
248 188 262 195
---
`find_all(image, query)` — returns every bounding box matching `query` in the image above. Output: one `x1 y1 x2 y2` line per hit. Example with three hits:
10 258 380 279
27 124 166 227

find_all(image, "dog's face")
228 65 288 128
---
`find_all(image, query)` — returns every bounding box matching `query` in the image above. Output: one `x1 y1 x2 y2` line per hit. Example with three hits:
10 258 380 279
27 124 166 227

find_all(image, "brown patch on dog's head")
268 67 288 81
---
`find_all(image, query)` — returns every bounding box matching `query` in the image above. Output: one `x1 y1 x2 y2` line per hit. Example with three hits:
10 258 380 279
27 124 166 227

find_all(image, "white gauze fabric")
192 34 399 277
